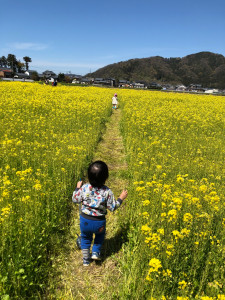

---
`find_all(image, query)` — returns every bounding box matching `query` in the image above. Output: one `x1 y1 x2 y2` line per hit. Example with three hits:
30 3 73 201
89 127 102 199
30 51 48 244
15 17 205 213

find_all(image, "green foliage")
31 71 39 81
0 54 30 74
57 72 65 82
23 56 32 71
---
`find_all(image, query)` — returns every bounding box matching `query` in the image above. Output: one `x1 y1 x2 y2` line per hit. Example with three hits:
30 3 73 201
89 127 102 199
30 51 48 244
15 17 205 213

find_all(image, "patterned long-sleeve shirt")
72 183 122 217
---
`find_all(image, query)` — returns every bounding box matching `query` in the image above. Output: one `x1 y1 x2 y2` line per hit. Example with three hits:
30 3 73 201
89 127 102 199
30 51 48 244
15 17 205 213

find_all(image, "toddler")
72 160 128 266
112 93 118 109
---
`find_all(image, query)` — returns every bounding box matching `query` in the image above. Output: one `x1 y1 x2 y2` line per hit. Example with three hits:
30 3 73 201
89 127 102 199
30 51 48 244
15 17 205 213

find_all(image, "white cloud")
11 42 49 51
30 59 105 75
32 60 104 69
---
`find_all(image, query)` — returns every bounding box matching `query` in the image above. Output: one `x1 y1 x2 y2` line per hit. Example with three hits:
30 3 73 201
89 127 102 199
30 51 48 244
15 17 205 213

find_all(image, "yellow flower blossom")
168 209 177 222
141 224 151 233
178 280 187 289
148 258 162 272
142 200 150 206
183 213 193 224
33 183 42 190
177 175 184 183
162 269 172 277
199 185 208 193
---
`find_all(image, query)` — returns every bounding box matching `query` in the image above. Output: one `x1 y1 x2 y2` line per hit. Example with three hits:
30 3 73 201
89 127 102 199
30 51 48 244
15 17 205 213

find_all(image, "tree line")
0 54 32 73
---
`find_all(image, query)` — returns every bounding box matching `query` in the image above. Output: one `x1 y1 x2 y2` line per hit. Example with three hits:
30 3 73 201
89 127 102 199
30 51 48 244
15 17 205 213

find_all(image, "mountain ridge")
86 52 225 89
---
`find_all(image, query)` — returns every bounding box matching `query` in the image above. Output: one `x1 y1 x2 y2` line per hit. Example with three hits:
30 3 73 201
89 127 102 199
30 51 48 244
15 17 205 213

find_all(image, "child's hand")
76 180 83 189
119 189 128 201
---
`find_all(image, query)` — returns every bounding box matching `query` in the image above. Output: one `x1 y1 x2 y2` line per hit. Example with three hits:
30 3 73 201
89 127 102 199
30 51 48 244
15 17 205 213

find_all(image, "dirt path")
54 108 128 299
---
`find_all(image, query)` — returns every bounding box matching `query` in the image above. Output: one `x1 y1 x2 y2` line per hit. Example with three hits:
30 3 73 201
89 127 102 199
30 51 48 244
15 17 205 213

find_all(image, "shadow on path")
97 225 128 264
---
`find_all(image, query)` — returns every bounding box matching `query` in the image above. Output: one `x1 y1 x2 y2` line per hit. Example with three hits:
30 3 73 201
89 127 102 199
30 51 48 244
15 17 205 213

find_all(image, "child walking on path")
72 161 128 266
112 93 118 109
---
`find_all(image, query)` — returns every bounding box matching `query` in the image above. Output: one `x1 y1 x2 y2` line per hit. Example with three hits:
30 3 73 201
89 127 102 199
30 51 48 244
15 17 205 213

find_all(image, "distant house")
72 79 80 84
132 82 145 89
205 89 219 94
94 78 104 84
161 84 174 90
80 77 93 84
36 70 57 82
72 76 93 84
38 74 45 80
118 80 130 87
148 82 162 90
71 75 82 83
0 67 13 78
93 78 113 86
106 78 115 87
187 84 206 93
176 85 186 91
14 73 29 79
42 70 57 79
25 70 38 77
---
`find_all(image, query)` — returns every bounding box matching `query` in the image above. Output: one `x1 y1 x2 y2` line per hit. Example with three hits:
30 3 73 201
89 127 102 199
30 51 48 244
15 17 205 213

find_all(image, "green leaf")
1 276 8 283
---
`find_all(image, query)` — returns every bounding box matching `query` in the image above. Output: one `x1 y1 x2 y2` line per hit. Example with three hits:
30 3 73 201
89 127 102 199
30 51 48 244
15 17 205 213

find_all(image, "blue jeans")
80 215 106 253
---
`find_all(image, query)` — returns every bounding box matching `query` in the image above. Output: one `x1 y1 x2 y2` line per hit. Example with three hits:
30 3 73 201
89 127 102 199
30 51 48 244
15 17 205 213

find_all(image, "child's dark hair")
88 161 109 187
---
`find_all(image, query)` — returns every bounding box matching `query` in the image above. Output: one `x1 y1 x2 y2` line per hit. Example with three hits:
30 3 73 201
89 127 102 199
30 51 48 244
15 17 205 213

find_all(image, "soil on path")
54 108 128 300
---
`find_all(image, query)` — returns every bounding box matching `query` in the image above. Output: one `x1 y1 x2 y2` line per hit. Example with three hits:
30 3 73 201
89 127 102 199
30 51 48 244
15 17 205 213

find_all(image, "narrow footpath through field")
54 108 128 299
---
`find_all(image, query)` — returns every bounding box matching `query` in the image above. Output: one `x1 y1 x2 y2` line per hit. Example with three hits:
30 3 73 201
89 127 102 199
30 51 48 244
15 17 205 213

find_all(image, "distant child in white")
112 93 118 109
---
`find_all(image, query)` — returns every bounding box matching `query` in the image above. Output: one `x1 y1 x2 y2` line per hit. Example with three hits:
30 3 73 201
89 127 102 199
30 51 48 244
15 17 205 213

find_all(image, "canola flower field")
0 82 113 298
118 89 225 299
1 82 225 299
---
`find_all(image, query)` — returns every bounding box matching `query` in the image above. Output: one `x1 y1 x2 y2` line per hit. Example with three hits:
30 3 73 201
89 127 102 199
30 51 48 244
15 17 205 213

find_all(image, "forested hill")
86 52 225 89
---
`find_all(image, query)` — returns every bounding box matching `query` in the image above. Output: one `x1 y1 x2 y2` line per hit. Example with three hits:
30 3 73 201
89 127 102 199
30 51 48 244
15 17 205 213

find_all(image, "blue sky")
1 0 225 75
